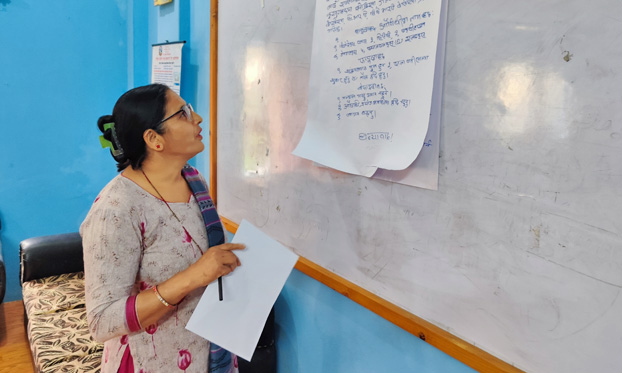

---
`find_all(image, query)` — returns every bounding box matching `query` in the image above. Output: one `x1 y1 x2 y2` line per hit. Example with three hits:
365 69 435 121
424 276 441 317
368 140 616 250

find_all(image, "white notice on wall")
293 0 444 177
151 42 185 94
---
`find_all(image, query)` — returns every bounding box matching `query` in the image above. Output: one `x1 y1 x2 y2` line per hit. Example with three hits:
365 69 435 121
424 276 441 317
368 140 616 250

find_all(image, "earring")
156 145 161 149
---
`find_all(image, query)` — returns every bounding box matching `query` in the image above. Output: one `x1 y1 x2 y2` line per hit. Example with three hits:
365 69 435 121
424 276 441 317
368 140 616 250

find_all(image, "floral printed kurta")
80 174 213 373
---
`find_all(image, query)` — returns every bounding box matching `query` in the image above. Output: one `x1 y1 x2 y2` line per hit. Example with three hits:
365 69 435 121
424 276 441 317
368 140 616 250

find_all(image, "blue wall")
0 0 131 302
146 1 211 171
0 1 475 371
275 270 475 372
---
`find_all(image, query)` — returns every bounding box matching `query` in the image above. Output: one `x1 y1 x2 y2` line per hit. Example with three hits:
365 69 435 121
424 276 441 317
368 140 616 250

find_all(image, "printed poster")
151 42 185 95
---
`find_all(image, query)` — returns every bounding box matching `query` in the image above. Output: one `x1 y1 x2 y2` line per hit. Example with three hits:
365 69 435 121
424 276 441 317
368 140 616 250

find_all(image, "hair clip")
99 122 124 157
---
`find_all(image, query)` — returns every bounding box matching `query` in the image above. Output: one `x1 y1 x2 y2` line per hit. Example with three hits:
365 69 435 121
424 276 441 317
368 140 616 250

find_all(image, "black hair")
97 83 170 171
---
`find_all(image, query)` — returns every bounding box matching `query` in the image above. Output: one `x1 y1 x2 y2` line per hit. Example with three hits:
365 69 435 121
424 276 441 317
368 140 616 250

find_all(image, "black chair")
238 307 277 373
0 217 5 303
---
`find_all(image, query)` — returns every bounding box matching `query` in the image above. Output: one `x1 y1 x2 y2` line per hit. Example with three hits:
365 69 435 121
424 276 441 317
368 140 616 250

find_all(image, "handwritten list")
294 0 443 177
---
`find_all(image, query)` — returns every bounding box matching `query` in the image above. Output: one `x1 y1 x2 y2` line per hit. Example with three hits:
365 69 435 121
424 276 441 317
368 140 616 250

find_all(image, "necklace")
141 169 204 255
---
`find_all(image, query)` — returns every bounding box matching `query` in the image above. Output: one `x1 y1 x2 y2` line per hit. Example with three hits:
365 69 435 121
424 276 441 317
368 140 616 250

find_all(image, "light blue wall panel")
275 270 476 373
0 0 129 301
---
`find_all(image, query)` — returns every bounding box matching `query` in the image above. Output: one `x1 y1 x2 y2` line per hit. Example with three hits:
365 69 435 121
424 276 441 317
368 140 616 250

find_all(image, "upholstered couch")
19 232 276 373
20 233 102 372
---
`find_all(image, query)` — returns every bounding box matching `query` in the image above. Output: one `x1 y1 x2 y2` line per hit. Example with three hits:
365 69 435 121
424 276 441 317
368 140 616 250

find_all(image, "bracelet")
153 285 177 308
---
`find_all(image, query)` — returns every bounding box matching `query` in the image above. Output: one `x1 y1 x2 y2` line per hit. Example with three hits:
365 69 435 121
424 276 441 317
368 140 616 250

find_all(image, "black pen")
218 276 223 301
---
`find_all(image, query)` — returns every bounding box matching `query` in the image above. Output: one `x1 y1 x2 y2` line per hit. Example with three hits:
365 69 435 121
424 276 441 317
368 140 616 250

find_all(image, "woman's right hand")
136 243 245 327
188 243 245 288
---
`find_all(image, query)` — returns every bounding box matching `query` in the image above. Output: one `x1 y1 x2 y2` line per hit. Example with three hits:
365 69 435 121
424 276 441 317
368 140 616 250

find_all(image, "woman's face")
159 90 204 159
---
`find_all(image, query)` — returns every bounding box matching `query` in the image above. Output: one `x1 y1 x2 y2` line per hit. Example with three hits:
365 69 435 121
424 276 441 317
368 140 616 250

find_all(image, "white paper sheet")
293 0 444 177
151 42 185 94
371 0 447 190
186 220 299 361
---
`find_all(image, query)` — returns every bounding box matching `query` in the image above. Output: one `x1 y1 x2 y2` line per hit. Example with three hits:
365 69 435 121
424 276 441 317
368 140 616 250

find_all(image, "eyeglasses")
157 103 194 126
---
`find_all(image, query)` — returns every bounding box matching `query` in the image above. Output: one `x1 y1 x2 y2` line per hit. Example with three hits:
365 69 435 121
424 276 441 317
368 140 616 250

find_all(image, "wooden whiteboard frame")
208 1 521 371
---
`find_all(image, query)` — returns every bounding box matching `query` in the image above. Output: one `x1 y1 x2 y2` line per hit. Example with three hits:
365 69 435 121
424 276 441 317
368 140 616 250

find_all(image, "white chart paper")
293 0 444 177
186 220 299 362
372 0 447 190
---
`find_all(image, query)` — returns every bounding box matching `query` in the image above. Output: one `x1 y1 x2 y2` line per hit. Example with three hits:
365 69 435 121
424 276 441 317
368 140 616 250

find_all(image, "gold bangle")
153 285 176 308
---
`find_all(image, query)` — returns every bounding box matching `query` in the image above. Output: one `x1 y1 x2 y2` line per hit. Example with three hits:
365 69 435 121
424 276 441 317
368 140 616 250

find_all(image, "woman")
80 83 244 373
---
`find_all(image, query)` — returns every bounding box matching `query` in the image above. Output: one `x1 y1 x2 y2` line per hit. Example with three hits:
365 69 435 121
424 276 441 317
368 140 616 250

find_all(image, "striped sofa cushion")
22 271 103 373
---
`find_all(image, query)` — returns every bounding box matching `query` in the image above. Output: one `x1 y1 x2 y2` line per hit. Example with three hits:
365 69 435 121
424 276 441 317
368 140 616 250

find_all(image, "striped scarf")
182 164 238 373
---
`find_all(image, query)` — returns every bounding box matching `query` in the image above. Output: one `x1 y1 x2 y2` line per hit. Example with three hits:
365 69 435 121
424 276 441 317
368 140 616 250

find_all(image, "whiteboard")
216 1 622 372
